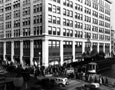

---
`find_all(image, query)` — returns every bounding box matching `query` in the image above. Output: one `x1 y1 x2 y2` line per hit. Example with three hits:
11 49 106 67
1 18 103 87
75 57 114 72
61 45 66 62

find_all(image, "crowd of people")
0 60 114 90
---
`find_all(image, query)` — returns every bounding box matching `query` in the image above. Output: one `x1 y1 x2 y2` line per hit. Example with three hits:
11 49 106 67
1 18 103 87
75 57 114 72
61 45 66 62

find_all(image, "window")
63 28 66 36
52 5 56 13
53 27 56 35
48 15 52 23
57 6 60 14
57 27 60 35
63 8 66 15
70 1 73 8
48 4 52 12
63 18 66 26
57 17 60 24
52 16 56 24
70 11 73 17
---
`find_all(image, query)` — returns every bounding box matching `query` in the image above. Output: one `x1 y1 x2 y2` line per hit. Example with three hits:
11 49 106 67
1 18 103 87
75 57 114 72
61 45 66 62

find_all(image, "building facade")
0 0 112 67
111 29 115 54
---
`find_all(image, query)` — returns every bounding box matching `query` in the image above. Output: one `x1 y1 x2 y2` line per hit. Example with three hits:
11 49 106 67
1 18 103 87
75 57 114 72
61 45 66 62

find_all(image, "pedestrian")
99 77 102 85
13 73 24 90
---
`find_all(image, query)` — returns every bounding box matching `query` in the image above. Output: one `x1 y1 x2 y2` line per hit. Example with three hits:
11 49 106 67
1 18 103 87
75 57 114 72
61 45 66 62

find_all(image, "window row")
0 23 3 30
13 3 20 9
84 32 91 39
76 0 83 3
105 22 110 28
84 24 91 31
14 10 20 18
63 0 73 8
14 19 20 28
93 18 98 25
5 5 11 11
99 35 104 40
99 20 104 26
34 40 42 49
75 30 83 38
33 26 42 36
48 26 60 36
84 15 91 23
63 28 73 37
105 29 110 34
75 41 82 47
14 42 20 48
33 0 41 3
105 16 110 22
105 9 110 15
6 30 11 38
63 41 72 45
33 3 42 13
75 12 83 20
48 4 61 14
105 35 110 41
63 8 73 17
48 15 61 25
0 8 3 13
33 15 42 24
23 41 30 48
92 10 98 17
23 7 30 16
92 3 98 10
5 12 11 20
92 26 98 32
14 29 20 37
63 18 73 27
23 28 30 36
99 13 104 20
92 33 98 40
49 40 60 48
75 21 83 29
99 28 104 33
84 7 91 15
75 3 83 11
6 21 11 29
23 0 30 6
85 0 91 7
0 14 3 21
23 17 30 26
99 6 104 13
50 0 60 4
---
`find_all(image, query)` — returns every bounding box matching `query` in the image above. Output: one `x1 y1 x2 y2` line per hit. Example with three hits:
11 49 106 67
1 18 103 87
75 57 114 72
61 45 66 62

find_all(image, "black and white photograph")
0 0 115 90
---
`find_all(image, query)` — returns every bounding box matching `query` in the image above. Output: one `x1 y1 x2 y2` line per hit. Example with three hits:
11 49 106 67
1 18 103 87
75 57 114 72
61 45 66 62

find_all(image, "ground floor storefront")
0 38 111 67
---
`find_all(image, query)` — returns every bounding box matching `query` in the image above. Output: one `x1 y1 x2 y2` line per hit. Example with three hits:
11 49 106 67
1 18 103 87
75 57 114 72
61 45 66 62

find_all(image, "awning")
64 55 73 61
49 56 60 62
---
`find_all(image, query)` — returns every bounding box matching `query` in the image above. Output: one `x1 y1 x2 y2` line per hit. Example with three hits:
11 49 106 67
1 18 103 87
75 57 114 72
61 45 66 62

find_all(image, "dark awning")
49 56 60 62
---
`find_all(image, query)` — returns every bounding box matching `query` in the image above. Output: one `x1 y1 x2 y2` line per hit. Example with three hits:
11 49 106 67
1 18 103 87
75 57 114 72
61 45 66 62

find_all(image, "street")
51 79 115 90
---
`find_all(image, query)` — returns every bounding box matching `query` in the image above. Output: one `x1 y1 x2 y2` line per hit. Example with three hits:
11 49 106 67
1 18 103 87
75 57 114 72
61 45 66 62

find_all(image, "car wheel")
59 84 64 87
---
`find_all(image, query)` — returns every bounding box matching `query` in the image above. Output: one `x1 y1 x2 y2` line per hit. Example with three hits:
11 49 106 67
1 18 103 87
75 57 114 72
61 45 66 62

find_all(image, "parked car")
84 83 100 90
55 77 69 87
47 77 69 87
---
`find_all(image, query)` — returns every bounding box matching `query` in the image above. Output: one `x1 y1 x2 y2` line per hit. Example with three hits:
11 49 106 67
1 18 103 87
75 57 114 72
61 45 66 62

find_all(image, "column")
72 41 75 62
109 43 111 56
30 40 34 66
97 43 99 53
3 42 6 61
82 42 85 53
42 39 49 67
60 40 63 66
20 41 23 65
103 43 105 53
11 41 14 63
